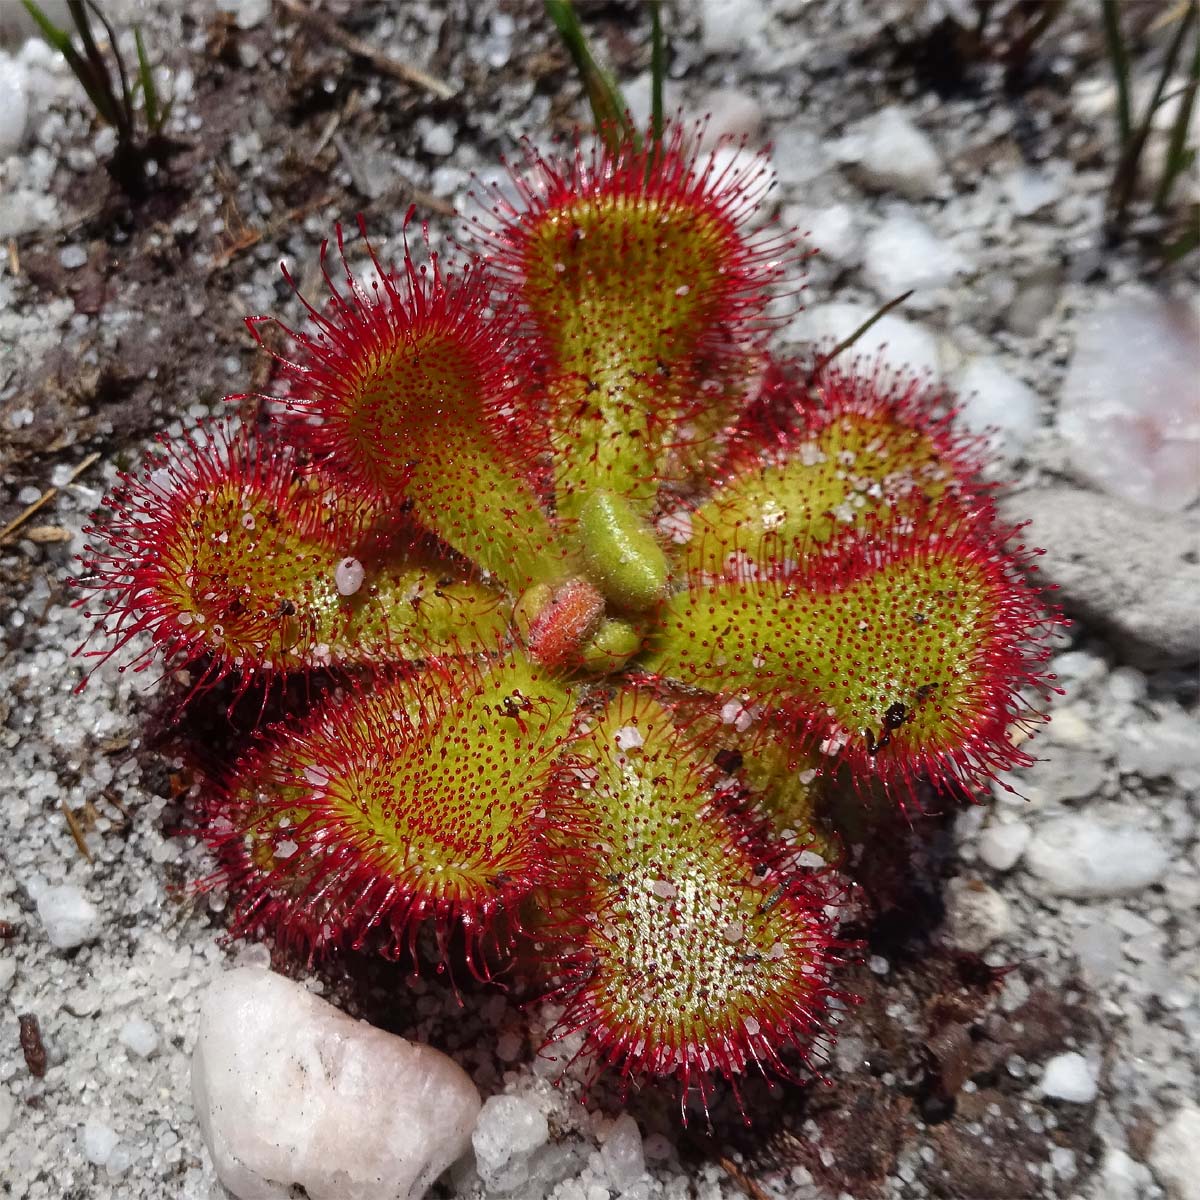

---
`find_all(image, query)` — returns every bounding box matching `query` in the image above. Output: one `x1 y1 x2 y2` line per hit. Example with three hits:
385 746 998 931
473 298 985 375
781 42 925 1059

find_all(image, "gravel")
2 1 1198 1199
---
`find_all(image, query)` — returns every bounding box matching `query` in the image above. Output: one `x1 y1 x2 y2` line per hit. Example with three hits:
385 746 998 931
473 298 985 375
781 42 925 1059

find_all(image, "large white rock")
1151 1104 1200 1200
1024 816 1170 899
837 107 943 199
1002 485 1200 669
192 968 481 1200
1058 292 1200 512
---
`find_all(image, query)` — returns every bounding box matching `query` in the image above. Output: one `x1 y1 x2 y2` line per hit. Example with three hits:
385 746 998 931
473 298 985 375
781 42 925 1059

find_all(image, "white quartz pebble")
795 302 940 378
192 968 481 1200
80 1119 120 1166
945 877 1012 951
699 0 766 54
862 208 966 301
837 107 943 199
953 357 1041 458
1025 817 1170 898
35 884 102 950
0 52 29 157
601 1114 646 1192
118 1017 159 1059
1040 1052 1097 1103
471 1093 549 1192
977 821 1031 872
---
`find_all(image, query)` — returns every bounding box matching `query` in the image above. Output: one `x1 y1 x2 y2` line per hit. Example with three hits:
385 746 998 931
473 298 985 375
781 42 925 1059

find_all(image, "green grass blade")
1110 0 1196 226
1155 5 1200 210
649 0 665 147
22 0 119 127
82 0 135 139
1101 0 1132 145
544 0 637 153
21 0 73 53
1161 204 1199 261
133 25 161 131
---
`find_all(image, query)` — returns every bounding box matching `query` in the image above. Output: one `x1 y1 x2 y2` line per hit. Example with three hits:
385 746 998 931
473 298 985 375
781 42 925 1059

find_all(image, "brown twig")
717 1154 772 1200
276 0 455 100
61 799 95 864
18 1013 47 1078
0 451 100 545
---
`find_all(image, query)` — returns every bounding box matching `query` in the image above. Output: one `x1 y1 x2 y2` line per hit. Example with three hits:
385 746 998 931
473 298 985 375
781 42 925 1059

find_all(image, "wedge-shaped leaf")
257 222 564 595
647 517 1055 798
205 653 576 961
683 364 983 576
544 691 842 1105
76 424 509 687
476 127 793 520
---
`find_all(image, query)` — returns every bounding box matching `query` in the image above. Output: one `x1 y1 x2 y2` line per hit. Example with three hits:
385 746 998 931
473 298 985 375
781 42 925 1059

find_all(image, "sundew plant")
76 121 1058 1117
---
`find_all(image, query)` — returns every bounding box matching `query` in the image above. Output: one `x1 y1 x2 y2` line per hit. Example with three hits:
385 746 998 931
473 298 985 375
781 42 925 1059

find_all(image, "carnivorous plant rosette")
75 125 1059 1115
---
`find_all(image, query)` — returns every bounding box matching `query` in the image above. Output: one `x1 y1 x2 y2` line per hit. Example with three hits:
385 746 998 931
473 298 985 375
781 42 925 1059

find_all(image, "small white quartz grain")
421 121 455 158
335 556 365 596
217 0 270 30
80 1119 120 1167
601 1114 646 1193
838 107 943 198
35 884 102 950
59 244 88 270
977 821 1031 872
118 1017 159 1059
613 725 644 751
472 1094 549 1190
1040 1051 1098 1103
